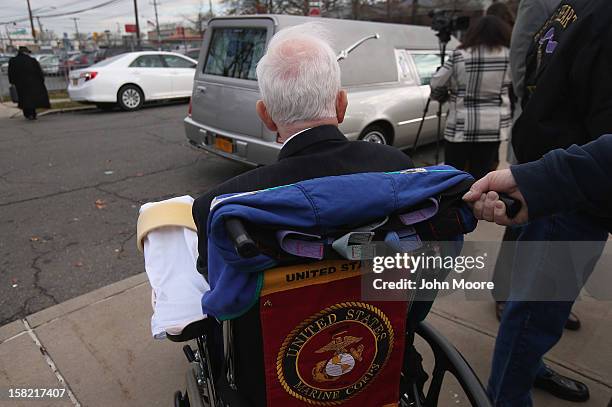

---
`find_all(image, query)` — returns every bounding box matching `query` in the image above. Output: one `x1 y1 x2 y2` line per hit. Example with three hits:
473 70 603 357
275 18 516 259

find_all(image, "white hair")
256 23 341 125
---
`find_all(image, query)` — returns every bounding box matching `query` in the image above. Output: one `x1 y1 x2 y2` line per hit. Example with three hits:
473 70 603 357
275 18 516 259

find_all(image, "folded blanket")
205 166 475 320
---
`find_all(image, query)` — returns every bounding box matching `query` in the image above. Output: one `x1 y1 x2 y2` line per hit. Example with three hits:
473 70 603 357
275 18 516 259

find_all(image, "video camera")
429 9 470 43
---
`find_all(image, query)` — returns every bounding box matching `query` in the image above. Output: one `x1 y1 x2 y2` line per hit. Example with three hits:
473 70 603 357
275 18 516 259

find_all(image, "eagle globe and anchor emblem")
313 332 364 382
277 302 394 405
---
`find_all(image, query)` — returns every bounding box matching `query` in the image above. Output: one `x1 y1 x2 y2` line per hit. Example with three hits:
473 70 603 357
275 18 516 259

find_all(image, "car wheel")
360 124 390 145
118 85 144 111
96 103 116 111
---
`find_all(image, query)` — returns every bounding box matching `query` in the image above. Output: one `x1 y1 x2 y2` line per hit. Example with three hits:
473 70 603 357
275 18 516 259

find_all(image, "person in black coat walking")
8 47 51 120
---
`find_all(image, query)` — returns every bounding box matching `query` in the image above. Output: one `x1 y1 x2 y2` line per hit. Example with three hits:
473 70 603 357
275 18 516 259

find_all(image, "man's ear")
256 100 278 132
336 90 348 124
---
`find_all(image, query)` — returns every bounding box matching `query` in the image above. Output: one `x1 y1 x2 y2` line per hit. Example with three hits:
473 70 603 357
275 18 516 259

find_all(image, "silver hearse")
185 15 457 166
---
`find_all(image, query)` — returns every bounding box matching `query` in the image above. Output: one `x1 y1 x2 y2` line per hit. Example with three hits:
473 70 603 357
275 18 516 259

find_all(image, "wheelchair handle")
225 217 259 258
498 193 522 219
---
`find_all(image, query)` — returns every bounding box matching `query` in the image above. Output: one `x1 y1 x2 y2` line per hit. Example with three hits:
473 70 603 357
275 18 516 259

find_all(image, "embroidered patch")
277 302 394 405
540 27 558 54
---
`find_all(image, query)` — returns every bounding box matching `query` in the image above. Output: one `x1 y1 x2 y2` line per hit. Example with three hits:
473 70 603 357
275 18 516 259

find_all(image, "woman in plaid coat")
431 16 512 180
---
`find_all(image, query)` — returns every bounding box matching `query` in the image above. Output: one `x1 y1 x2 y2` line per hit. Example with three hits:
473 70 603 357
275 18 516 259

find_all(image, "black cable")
0 0 125 24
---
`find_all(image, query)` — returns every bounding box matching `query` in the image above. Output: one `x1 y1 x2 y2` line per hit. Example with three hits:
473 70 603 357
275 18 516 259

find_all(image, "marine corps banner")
259 260 407 406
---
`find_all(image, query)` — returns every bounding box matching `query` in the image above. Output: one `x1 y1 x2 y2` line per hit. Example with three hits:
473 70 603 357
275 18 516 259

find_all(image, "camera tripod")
411 29 453 164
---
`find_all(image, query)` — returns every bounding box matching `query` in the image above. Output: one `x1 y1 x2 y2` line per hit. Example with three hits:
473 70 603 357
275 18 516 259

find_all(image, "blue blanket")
204 166 475 320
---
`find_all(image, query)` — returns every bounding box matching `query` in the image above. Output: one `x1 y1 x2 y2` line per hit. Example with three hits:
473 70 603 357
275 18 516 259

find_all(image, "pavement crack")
116 231 137 260
0 157 205 208
0 307 27 327
95 186 140 205
144 130 181 146
0 169 15 185
27 245 59 307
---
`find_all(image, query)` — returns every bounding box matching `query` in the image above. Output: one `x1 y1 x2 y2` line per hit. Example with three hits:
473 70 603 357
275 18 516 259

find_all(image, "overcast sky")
0 0 222 37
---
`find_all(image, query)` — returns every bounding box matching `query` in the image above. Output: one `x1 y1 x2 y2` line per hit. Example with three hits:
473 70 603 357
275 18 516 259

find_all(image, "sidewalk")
0 222 610 406
0 102 20 119
0 100 93 120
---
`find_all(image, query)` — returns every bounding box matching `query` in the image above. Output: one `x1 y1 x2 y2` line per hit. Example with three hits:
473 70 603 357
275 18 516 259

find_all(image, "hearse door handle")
197 86 207 94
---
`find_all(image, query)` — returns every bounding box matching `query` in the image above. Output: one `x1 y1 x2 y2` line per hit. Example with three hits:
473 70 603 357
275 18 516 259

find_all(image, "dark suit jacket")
191 124 414 406
192 124 414 274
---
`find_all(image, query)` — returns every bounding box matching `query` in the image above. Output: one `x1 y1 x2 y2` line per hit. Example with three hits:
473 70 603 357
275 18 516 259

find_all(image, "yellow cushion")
136 201 197 253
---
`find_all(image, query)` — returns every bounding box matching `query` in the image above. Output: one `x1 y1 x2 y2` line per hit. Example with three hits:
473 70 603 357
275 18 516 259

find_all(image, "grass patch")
48 89 69 99
50 100 90 109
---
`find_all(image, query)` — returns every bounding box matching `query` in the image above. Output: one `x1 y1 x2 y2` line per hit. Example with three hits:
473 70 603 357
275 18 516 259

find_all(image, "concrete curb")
38 105 98 117
25 272 148 329
3 104 97 119
0 273 148 335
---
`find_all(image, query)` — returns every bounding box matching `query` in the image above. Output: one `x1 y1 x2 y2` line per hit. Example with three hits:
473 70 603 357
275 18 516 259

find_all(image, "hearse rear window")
204 27 266 80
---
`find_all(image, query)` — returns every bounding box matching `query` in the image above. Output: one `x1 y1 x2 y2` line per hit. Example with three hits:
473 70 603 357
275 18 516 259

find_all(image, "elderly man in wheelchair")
137 23 492 407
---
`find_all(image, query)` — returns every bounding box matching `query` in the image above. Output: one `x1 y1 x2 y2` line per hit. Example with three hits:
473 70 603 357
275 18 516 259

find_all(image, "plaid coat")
431 46 512 143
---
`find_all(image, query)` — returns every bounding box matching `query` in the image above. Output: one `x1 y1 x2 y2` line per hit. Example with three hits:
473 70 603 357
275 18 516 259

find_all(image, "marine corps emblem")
277 302 394 405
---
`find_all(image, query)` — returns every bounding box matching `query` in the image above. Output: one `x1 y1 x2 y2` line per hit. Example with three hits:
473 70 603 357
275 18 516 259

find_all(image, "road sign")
125 24 137 33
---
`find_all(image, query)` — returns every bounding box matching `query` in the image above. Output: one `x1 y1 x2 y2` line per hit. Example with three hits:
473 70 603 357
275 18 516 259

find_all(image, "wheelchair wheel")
174 390 189 407
415 321 491 407
186 365 206 407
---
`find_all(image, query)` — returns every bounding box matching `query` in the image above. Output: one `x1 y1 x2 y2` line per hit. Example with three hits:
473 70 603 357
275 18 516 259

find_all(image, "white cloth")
140 196 209 339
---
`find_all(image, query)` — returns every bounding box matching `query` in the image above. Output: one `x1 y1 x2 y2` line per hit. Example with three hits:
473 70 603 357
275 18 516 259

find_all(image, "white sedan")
68 51 197 111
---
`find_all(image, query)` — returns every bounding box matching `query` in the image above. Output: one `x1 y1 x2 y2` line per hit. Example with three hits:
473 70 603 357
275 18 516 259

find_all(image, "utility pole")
152 0 161 45
72 17 81 50
133 0 141 48
5 24 14 47
36 16 44 44
26 0 37 44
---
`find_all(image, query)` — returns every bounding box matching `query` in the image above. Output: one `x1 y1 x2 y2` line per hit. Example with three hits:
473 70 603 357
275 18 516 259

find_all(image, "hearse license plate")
215 136 234 153
72 78 78 86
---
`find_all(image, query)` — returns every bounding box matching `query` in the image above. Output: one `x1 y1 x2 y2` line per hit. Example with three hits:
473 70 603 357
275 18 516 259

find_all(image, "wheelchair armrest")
416 321 492 407
166 318 211 343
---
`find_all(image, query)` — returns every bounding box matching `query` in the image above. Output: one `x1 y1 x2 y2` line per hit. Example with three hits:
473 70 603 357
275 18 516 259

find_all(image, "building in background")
147 23 202 50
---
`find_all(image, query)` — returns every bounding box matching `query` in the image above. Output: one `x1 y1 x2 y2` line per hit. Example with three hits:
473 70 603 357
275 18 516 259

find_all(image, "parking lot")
0 103 250 325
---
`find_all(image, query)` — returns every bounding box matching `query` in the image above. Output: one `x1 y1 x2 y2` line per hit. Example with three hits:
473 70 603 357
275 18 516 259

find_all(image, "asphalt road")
0 103 249 325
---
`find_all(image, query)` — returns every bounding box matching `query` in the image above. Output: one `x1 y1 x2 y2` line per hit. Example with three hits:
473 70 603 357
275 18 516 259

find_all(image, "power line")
38 0 125 18
0 0 125 24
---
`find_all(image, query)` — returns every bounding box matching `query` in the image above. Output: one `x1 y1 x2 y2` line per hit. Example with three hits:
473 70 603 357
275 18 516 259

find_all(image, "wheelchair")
137 185 492 407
